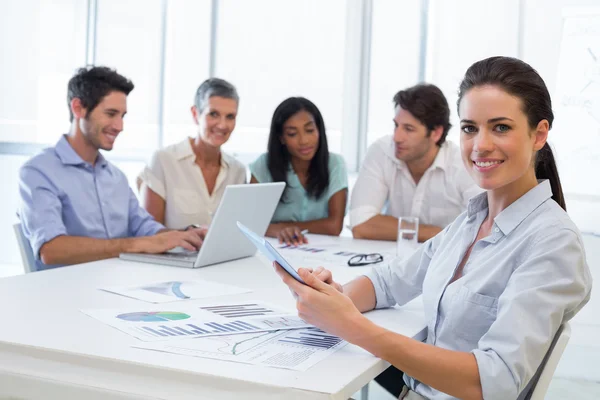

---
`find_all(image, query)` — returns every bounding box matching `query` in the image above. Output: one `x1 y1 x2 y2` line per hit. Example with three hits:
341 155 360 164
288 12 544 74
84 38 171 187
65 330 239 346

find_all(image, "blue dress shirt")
18 135 164 271
365 180 592 399
249 152 348 222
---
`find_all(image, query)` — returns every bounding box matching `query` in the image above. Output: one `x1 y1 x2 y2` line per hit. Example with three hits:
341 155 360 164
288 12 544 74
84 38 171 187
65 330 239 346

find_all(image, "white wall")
522 0 600 93
424 0 600 232
522 0 600 230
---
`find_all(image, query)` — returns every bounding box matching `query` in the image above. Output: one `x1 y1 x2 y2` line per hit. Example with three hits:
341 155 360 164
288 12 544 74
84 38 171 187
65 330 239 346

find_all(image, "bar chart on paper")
136 318 267 339
199 303 277 318
278 329 344 349
82 302 312 342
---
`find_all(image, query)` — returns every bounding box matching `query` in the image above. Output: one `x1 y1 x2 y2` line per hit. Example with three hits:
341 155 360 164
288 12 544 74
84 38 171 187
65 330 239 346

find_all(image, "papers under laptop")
120 182 285 268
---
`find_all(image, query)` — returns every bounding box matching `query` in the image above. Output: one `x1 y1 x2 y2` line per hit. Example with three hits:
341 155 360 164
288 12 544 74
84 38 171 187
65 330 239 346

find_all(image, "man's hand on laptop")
184 224 208 240
134 230 204 253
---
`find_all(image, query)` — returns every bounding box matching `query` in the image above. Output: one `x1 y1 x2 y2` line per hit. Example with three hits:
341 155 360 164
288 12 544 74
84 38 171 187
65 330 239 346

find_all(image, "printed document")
135 327 347 371
82 302 310 342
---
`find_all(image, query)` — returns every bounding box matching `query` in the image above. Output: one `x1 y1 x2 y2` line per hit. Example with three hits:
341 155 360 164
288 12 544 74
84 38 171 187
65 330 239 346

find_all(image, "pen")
292 229 309 241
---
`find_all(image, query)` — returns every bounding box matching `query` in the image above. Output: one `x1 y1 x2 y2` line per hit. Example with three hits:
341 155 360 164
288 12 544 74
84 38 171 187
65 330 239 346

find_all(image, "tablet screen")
237 221 306 284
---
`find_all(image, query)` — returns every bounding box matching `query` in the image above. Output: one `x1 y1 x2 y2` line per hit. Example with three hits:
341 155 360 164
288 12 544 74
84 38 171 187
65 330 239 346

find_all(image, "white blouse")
138 138 246 229
366 180 592 399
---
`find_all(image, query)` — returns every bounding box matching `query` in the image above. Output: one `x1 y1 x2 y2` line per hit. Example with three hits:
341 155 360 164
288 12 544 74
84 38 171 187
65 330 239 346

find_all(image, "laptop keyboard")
146 251 199 262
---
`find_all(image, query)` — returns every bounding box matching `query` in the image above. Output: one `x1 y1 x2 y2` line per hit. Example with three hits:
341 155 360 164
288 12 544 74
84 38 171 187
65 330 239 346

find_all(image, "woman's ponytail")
535 142 566 210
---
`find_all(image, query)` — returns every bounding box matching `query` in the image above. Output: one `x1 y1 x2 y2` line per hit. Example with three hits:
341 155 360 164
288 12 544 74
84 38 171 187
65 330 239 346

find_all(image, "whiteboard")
552 8 600 198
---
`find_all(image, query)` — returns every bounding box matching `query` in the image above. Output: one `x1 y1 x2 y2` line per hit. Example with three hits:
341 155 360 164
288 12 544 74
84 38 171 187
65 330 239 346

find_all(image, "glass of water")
397 216 419 256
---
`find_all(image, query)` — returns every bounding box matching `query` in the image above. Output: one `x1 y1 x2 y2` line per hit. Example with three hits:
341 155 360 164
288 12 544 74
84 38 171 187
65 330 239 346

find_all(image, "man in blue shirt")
18 66 205 271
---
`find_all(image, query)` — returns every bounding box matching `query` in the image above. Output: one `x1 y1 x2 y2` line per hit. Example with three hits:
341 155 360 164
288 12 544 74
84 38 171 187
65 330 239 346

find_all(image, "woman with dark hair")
273 57 592 400
250 97 348 244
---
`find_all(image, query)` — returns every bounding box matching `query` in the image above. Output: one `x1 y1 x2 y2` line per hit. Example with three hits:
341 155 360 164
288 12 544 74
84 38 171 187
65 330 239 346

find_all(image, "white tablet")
237 221 306 284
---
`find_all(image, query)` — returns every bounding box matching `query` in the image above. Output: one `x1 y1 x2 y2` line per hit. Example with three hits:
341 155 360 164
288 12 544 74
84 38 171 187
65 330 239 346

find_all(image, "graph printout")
82 302 311 342
134 328 347 371
100 280 251 303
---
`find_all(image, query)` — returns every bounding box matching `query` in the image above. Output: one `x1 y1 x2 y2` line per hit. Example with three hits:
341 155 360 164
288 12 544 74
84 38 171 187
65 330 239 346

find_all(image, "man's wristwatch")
183 224 202 231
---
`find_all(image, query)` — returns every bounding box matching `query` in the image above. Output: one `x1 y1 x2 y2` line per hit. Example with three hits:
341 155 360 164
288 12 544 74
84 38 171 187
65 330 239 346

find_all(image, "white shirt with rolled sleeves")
350 136 482 229
364 180 592 399
138 138 246 230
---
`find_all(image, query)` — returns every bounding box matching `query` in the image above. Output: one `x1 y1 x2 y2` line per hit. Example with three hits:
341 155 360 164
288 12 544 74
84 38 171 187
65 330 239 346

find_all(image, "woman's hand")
303 266 343 293
273 262 366 340
276 226 308 246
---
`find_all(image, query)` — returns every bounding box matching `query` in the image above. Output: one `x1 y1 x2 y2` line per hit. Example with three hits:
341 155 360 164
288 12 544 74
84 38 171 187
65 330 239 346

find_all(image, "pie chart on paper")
116 311 191 322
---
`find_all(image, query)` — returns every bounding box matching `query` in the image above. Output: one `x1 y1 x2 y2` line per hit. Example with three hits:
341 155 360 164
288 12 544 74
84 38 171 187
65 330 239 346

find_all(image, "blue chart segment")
139 319 262 338
278 329 343 350
200 304 276 318
141 281 189 299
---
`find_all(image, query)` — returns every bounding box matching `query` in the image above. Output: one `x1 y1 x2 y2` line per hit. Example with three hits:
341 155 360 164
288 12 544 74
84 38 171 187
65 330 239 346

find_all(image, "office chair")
521 322 572 400
13 222 36 273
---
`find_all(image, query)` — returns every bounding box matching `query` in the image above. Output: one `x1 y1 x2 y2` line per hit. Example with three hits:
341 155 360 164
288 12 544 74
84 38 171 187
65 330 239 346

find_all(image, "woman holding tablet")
274 57 592 399
250 97 348 245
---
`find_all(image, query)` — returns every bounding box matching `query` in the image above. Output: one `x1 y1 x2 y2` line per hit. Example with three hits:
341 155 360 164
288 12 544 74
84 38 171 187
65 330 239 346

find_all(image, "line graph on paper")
134 328 348 371
259 316 309 329
201 331 282 356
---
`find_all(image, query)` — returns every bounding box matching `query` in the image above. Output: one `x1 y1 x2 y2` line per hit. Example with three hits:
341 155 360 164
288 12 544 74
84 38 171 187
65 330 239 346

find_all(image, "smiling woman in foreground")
274 57 592 400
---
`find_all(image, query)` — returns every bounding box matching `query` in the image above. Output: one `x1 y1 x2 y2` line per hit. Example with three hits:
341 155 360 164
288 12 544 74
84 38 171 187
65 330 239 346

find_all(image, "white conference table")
0 235 425 400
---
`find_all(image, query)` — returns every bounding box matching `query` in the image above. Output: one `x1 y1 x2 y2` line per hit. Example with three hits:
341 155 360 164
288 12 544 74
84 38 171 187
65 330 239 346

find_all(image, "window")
216 0 347 161
426 0 520 143
161 0 212 147
95 0 164 155
367 0 423 146
0 0 86 144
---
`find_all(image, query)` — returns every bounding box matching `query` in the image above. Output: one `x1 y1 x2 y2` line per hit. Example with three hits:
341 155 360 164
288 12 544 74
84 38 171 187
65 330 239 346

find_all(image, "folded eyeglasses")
347 253 384 267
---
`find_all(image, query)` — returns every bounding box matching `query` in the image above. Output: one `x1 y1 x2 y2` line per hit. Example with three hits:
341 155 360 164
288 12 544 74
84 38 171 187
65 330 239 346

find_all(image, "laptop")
120 182 285 268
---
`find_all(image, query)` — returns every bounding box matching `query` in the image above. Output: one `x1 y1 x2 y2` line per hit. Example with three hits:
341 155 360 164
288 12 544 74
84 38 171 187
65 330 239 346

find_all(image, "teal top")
249 152 348 222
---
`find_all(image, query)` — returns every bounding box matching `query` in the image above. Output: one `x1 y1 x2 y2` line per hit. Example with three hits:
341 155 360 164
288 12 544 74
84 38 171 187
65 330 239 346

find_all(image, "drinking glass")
397 216 419 256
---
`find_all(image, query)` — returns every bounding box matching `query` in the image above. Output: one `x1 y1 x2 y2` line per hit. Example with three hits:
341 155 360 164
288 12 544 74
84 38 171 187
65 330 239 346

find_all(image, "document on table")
82 302 311 342
99 280 251 303
134 327 347 371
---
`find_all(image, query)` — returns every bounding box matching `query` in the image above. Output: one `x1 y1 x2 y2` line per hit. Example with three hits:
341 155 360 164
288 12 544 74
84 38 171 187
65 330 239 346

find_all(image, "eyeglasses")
347 253 384 267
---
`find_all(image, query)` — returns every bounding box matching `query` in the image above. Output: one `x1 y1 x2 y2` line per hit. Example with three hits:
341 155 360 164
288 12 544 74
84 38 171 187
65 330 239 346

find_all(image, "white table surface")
0 235 425 400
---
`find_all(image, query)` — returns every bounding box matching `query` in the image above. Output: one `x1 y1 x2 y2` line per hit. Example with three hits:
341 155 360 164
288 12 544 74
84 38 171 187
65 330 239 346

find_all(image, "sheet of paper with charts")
82 302 312 342
134 327 347 371
99 280 251 303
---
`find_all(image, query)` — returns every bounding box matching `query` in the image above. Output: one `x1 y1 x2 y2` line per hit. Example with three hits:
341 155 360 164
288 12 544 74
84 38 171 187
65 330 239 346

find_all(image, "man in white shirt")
350 83 481 242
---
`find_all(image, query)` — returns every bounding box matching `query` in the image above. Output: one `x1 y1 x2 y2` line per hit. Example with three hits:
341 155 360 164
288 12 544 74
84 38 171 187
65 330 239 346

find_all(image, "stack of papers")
85 280 348 371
